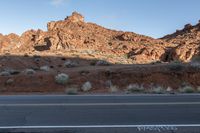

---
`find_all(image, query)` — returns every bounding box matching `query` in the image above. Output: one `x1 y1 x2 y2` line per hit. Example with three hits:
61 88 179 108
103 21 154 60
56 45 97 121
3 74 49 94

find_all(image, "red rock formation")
162 21 200 62
0 12 173 63
0 33 20 52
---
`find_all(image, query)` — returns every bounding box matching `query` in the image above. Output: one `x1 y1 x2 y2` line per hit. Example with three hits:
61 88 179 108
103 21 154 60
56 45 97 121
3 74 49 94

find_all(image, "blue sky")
0 0 199 38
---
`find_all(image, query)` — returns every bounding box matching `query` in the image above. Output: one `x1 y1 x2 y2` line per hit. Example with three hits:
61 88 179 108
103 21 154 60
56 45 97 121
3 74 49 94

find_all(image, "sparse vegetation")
65 88 78 95
24 69 36 75
151 86 165 94
125 84 144 94
0 12 200 95
55 73 69 85
123 54 129 59
109 85 119 93
95 60 111 66
5 79 14 85
81 81 92 92
40 66 50 72
8 69 21 75
0 71 11 76
166 87 173 93
64 60 79 68
179 86 195 93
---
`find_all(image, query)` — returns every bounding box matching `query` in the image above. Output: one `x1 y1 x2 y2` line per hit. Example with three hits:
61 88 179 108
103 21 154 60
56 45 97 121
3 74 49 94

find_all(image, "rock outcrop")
162 21 200 62
0 12 174 63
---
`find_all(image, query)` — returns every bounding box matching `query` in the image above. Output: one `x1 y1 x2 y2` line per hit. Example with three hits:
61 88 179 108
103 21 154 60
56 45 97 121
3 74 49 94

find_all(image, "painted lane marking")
1 94 200 97
0 124 199 129
0 102 199 106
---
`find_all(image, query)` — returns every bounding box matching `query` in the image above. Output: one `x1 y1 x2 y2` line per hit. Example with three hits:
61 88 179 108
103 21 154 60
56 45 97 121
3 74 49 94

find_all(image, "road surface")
0 94 199 133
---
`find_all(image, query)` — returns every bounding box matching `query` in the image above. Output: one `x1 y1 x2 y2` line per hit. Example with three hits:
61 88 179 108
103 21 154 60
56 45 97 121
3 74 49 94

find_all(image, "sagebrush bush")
0 71 11 76
180 86 195 93
81 81 92 92
5 79 14 85
95 60 110 66
166 87 173 93
152 86 165 94
24 69 35 75
109 85 118 93
40 66 50 72
64 60 78 68
55 73 69 85
126 84 144 93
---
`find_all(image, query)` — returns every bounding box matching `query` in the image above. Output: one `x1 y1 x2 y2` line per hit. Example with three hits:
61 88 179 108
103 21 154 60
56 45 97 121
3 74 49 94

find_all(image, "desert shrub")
64 60 79 68
5 79 14 85
65 88 78 95
81 81 92 92
40 66 50 72
55 73 69 85
95 60 111 66
151 86 165 94
109 85 119 93
179 86 195 93
123 54 129 59
0 71 11 76
166 87 174 93
125 84 144 93
24 69 36 75
8 69 21 75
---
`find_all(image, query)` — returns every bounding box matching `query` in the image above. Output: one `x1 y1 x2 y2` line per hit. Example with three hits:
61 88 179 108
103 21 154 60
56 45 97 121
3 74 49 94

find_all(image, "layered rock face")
0 12 173 64
162 21 200 62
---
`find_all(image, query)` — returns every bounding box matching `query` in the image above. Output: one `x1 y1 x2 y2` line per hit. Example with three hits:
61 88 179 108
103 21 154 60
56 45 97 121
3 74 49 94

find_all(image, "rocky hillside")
0 12 173 64
162 21 200 62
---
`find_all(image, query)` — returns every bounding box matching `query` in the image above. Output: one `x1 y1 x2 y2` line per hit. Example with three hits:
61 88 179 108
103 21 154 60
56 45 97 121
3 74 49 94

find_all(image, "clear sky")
0 0 199 38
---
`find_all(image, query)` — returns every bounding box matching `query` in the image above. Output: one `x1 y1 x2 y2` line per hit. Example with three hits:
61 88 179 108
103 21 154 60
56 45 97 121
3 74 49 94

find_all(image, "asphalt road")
0 94 200 133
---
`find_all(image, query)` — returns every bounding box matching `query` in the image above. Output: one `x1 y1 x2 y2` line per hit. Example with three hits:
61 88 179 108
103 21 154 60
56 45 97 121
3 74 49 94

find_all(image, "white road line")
0 102 199 106
0 124 200 129
1 94 200 97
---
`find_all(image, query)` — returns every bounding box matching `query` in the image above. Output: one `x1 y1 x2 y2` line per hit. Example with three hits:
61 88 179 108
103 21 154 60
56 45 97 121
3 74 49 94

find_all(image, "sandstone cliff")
0 12 173 64
162 21 200 62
